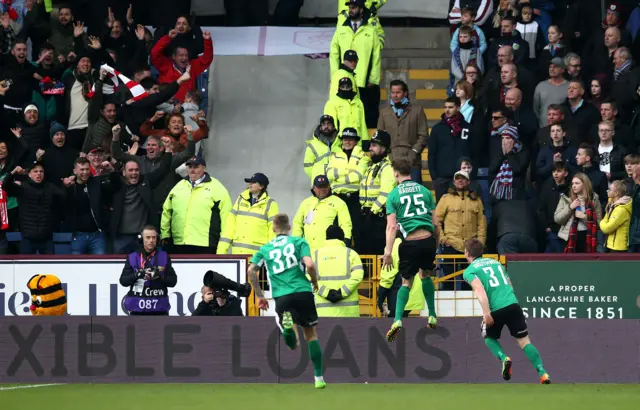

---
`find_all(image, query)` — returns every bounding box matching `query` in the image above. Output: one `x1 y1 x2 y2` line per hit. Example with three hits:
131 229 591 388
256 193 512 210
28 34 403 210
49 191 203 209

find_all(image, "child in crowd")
516 2 545 70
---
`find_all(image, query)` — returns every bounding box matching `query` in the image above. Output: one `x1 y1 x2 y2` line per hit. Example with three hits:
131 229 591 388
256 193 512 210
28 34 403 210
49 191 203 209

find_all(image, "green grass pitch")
1 384 639 410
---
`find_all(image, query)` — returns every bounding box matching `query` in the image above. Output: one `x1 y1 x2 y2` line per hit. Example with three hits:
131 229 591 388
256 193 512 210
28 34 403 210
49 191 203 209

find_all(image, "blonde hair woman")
600 180 632 252
554 173 603 253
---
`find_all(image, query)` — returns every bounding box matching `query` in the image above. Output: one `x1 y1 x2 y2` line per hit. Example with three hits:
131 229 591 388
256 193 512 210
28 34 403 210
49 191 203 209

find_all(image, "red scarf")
0 182 8 231
564 199 597 253
442 112 463 138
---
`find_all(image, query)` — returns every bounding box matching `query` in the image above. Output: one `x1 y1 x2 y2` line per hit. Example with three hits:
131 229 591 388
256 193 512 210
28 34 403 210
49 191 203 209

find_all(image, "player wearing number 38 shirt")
462 238 551 384
383 158 440 342
247 213 327 390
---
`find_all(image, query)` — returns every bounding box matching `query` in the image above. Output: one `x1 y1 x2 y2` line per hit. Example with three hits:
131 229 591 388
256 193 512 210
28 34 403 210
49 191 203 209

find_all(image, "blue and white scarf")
391 97 409 117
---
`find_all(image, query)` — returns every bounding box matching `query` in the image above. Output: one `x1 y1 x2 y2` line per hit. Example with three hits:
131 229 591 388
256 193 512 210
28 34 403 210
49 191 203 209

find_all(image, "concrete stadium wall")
1 317 638 384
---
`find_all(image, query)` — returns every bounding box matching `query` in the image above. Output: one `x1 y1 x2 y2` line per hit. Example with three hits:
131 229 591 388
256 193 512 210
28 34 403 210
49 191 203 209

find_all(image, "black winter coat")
427 117 472 180
538 179 570 234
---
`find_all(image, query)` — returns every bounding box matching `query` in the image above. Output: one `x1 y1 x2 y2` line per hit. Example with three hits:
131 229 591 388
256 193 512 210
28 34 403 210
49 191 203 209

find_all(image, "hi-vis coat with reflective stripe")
217 189 280 255
330 14 382 88
324 96 369 143
359 156 396 215
326 146 371 194
304 130 342 184
337 0 387 48
293 194 352 251
312 239 364 317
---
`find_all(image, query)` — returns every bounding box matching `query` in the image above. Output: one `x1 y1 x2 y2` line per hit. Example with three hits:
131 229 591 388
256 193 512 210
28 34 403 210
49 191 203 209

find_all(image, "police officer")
329 50 359 99
120 225 178 316
337 0 386 48
359 130 396 255
217 172 280 255
326 127 371 252
292 175 353 251
304 115 340 184
312 226 364 317
323 77 369 147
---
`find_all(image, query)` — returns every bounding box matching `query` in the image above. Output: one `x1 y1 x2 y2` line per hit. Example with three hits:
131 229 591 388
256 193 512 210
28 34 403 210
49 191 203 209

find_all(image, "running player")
462 238 551 384
247 213 326 389
382 158 439 342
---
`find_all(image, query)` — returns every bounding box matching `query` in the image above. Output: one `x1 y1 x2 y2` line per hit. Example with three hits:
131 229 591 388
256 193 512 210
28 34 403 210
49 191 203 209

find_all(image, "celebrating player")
247 213 327 389
382 158 439 342
462 238 551 384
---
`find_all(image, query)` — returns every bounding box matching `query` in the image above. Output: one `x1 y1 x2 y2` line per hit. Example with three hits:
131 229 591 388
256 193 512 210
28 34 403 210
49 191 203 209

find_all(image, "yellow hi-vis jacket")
313 239 364 317
304 130 342 185
293 194 353 251
324 95 369 144
337 0 386 48
217 189 280 255
330 16 382 88
329 66 359 99
379 238 425 312
161 174 233 248
326 146 371 194
359 156 396 215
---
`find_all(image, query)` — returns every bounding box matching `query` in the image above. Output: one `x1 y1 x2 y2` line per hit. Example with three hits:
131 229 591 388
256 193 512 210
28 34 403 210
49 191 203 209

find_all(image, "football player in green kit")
247 213 326 389
382 158 439 342
463 238 551 384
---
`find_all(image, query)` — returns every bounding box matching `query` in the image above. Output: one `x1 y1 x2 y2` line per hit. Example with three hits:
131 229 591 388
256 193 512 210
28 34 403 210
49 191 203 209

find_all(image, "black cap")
345 0 366 7
319 114 335 126
244 172 269 187
186 156 207 167
343 50 359 62
371 130 391 149
338 77 353 88
340 127 360 141
313 175 330 188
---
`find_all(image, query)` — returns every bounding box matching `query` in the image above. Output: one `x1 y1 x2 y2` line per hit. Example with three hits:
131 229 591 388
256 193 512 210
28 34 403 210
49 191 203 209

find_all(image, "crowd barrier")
0 317 637 384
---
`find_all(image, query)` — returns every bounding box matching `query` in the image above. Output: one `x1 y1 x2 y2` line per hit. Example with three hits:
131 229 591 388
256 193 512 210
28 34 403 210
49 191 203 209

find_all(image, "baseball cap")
244 172 269 187
319 114 335 126
186 156 207 167
549 57 565 68
340 127 360 141
343 50 359 62
338 77 353 88
88 147 104 155
313 175 330 188
345 0 366 7
454 170 470 180
371 130 391 148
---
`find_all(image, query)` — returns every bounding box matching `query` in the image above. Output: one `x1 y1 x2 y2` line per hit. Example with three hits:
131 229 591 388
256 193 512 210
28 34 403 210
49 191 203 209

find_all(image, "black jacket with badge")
427 114 472 180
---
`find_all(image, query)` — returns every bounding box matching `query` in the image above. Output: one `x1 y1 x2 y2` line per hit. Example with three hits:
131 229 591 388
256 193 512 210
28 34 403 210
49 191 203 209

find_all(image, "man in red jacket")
151 29 214 102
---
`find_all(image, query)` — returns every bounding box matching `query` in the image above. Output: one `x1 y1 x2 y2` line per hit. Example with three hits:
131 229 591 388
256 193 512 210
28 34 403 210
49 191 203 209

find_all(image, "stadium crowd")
2 0 640 269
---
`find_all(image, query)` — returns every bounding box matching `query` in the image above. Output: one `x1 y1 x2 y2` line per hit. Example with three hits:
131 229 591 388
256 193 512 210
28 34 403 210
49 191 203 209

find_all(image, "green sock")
421 277 437 318
308 340 323 377
484 338 507 361
523 343 547 376
394 285 411 322
283 328 297 350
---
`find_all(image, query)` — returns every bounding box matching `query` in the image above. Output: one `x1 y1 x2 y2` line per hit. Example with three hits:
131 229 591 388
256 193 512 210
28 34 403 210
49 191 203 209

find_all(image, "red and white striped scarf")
86 64 149 101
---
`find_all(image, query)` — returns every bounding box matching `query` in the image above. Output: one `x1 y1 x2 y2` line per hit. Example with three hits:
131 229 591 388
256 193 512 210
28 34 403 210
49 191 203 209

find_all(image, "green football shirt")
386 180 435 237
250 235 313 298
463 258 519 312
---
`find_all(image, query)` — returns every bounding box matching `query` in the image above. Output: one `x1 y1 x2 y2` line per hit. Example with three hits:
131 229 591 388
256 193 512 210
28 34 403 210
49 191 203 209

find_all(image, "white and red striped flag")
86 64 149 101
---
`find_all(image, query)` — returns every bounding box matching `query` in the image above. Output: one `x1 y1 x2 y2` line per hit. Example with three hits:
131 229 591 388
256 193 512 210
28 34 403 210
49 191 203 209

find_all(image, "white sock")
314 376 324 383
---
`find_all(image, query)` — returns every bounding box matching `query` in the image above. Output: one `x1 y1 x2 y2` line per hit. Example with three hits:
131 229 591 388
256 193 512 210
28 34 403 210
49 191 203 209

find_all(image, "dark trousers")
66 128 87 152
497 233 538 255
20 238 54 255
359 85 381 128
336 192 361 252
545 230 565 253
434 178 452 202
272 0 304 26
224 0 269 26
113 234 140 255
378 274 410 318
359 211 386 255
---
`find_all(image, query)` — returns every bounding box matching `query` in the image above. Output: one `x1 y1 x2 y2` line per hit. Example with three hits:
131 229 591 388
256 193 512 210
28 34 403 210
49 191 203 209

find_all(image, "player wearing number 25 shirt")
247 213 327 389
383 158 440 343
462 238 551 384
120 225 178 316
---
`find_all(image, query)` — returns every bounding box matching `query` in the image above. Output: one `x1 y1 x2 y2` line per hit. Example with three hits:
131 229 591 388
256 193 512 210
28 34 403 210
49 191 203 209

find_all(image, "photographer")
120 225 178 316
193 286 243 316
192 269 251 316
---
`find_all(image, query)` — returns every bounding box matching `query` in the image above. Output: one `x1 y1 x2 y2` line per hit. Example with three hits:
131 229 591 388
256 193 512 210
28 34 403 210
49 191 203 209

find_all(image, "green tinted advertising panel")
509 261 640 319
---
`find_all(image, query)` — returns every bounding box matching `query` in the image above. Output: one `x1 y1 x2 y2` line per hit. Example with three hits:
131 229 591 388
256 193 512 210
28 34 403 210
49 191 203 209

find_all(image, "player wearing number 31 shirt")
462 238 551 384
247 213 326 389
382 158 440 343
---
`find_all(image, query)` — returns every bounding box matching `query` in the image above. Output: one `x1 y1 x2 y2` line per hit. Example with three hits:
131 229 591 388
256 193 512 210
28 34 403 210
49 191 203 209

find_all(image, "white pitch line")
0 383 64 391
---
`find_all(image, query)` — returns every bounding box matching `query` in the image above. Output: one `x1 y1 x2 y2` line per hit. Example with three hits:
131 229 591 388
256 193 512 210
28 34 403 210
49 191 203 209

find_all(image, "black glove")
326 289 343 303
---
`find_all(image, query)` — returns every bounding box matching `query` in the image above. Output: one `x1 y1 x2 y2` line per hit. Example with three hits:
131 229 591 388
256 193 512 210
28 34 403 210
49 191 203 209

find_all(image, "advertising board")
0 257 247 316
